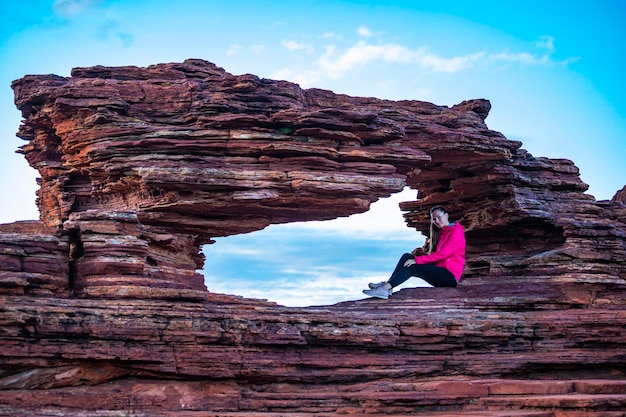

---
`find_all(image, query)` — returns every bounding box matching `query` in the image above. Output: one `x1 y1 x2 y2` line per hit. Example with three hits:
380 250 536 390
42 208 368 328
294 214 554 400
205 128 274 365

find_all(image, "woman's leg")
388 264 457 288
411 264 457 287
387 259 414 288
368 253 415 292
388 253 415 279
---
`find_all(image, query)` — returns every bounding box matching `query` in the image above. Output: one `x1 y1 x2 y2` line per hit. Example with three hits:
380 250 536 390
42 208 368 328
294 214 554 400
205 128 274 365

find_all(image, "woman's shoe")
368 281 387 289
363 286 391 299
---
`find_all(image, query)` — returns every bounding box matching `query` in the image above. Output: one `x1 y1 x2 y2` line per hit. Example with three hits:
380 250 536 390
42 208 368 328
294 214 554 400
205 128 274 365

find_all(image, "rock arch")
10 59 625 299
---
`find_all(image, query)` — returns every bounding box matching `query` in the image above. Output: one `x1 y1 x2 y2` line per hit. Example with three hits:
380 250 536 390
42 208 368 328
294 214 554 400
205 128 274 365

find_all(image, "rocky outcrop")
614 185 626 204
1 59 625 416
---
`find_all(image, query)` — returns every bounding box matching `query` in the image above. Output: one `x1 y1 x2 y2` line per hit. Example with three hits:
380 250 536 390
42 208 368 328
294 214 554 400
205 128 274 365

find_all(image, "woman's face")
431 209 449 229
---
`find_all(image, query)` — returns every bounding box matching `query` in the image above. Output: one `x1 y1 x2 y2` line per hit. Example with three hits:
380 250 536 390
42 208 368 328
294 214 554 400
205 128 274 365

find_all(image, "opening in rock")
201 187 428 306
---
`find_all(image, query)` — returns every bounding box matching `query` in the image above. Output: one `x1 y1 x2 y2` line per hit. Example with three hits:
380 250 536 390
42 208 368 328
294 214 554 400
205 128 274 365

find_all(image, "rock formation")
1 59 625 416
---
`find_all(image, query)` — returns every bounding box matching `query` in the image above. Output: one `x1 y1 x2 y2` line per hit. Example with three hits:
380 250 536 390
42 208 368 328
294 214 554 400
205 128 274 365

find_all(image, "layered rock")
1 59 625 416
614 185 626 204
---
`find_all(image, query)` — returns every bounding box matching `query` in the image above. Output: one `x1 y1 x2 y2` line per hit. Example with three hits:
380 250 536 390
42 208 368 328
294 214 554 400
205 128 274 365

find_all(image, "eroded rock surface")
1 59 625 416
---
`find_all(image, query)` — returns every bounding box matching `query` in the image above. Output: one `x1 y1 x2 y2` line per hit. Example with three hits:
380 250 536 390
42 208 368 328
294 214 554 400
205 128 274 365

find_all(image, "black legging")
387 253 457 288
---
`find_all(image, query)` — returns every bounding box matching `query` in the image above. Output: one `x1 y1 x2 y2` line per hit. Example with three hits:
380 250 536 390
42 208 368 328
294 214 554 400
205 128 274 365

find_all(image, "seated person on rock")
363 205 466 299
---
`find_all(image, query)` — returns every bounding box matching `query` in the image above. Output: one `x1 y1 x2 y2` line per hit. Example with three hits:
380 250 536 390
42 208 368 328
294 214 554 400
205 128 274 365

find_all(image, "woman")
363 205 466 299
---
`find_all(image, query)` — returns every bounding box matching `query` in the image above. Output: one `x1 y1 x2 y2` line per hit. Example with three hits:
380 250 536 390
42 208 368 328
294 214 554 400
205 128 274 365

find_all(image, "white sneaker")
368 281 387 289
363 286 391 299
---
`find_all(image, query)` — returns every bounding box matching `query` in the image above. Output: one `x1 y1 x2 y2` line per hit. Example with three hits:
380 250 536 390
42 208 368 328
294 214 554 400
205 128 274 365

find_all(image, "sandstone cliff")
1 59 625 416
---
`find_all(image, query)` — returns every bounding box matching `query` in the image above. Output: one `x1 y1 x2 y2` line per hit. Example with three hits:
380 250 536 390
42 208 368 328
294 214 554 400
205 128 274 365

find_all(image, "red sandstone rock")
0 59 625 416
613 185 626 204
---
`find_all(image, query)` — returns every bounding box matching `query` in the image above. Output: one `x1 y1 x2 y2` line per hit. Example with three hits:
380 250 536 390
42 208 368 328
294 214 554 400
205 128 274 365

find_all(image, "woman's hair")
427 205 446 254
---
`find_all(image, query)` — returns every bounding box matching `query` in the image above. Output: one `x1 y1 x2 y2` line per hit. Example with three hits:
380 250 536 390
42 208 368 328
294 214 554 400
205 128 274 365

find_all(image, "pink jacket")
414 222 466 281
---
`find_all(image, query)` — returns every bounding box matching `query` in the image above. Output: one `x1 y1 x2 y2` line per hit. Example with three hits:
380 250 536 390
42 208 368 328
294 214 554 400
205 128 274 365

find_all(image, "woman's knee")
400 252 414 262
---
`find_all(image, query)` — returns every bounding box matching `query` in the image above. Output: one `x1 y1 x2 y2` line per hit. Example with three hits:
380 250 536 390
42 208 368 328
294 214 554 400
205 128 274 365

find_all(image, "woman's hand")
403 257 416 267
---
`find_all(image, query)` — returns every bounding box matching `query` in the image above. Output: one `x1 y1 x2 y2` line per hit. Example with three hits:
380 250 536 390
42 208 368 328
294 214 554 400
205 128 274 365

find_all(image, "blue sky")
1 0 624 306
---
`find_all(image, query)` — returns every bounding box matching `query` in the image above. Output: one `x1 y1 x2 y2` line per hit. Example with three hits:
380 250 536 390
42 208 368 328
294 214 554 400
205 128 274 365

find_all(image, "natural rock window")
9 59 624 301
201 188 421 306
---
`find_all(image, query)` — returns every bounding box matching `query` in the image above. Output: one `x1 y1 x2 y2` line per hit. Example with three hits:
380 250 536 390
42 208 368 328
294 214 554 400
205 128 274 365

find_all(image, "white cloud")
227 44 242 55
282 40 306 51
487 50 550 66
318 41 413 78
273 38 561 88
357 25 372 37
271 67 321 88
311 41 486 82
534 35 555 53
418 50 485 72
562 56 581 65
